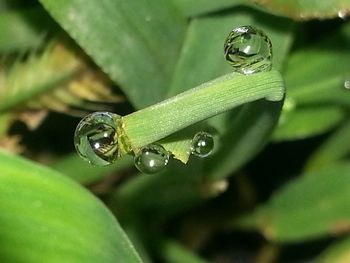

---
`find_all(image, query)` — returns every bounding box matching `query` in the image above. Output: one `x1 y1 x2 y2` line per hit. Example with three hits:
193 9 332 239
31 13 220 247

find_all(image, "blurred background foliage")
0 0 350 262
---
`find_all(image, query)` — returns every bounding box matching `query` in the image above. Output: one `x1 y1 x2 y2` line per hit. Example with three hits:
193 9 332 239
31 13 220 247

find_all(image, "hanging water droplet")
191 132 214 158
224 25 272 74
344 79 350 90
134 144 169 174
74 112 121 166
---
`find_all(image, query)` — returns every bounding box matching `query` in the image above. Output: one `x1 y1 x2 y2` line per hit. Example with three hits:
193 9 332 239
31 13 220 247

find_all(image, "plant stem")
121 70 284 151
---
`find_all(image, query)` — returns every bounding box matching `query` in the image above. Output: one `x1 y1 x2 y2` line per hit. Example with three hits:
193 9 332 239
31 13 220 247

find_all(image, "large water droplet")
134 144 169 174
191 132 214 158
74 112 121 166
224 25 272 74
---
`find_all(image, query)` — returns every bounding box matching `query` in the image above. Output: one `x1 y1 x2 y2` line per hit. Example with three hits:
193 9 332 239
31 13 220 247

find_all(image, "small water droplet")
191 132 214 158
344 80 350 90
338 10 348 19
134 144 169 174
224 25 272 74
74 112 121 166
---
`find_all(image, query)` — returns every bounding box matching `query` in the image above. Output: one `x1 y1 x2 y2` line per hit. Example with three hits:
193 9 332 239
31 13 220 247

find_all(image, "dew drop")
344 79 350 90
224 25 272 74
74 112 121 166
134 144 169 174
191 132 214 158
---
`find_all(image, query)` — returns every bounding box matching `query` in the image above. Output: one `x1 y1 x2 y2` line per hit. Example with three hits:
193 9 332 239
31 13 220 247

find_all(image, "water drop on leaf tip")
74 111 121 166
191 132 214 158
134 144 170 174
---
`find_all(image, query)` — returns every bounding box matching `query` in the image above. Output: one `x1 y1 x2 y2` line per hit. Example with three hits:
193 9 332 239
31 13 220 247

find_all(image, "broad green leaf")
273 106 345 142
160 239 209 263
0 149 142 263
0 42 80 112
254 0 350 20
39 0 186 108
285 24 350 107
113 161 210 221
172 0 245 17
0 7 55 53
205 100 283 180
51 153 133 185
276 22 350 141
316 237 350 263
254 164 350 243
306 120 350 171
173 0 350 20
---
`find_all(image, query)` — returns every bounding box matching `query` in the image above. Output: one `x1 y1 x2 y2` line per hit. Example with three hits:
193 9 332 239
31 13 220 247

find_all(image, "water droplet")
191 132 214 158
224 25 272 74
344 80 350 90
134 144 169 174
74 112 121 166
338 10 348 19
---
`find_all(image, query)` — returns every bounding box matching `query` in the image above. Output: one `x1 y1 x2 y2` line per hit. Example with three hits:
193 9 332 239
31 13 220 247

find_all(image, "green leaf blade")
38 0 186 108
0 149 142 263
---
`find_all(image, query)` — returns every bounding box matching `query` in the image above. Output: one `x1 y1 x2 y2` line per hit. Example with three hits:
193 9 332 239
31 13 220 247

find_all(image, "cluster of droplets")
74 113 215 174
75 26 273 173
224 25 272 74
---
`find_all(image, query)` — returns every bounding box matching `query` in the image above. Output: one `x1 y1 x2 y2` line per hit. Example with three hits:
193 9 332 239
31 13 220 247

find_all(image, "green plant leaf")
172 0 245 17
285 24 350 108
0 7 55 53
306 120 350 171
253 163 350 243
254 0 350 20
173 0 350 20
160 239 209 263
39 0 186 108
51 153 134 185
0 149 142 263
316 236 350 263
273 106 345 142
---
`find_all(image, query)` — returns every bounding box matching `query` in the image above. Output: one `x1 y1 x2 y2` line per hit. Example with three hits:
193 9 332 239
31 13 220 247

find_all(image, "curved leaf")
38 0 186 108
0 149 142 263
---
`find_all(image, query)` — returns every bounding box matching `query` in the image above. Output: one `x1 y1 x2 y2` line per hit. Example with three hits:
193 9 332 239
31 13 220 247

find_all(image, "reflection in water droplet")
74 112 121 166
345 80 350 90
224 26 272 74
338 10 348 19
134 144 169 174
191 132 214 158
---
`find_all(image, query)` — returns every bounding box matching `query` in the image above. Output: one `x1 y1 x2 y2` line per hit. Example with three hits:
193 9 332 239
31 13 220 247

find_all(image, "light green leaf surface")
173 0 350 20
160 239 209 263
172 0 245 17
316 236 350 263
273 106 345 142
39 0 186 108
306 120 350 171
0 7 54 53
51 153 133 185
0 149 142 263
254 164 350 243
254 0 350 20
275 22 350 141
285 24 350 107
